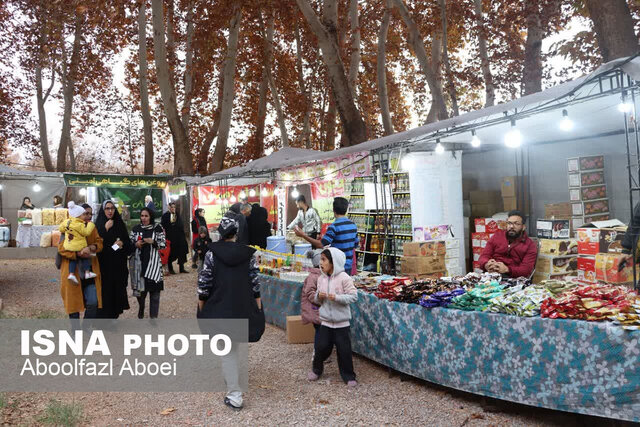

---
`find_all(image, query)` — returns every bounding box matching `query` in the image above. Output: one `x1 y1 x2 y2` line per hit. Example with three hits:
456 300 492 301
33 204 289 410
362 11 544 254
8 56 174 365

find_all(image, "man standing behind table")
478 210 538 278
294 197 358 275
287 195 322 240
161 201 189 274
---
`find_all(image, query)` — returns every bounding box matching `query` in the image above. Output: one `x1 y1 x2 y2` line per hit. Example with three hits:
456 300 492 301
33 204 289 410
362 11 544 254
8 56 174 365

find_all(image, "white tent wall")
0 176 66 239
461 134 631 233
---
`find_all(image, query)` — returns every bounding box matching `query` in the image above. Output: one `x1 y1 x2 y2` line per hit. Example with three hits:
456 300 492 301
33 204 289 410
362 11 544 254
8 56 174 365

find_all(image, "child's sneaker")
85 271 97 279
67 274 79 284
307 371 319 381
347 380 358 387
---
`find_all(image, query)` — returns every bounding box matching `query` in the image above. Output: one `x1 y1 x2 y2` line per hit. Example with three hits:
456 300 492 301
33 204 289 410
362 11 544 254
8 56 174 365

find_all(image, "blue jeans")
68 282 98 319
68 257 91 277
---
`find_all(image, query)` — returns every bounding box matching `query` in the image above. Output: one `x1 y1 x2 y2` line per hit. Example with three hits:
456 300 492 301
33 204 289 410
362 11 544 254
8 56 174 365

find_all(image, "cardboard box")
581 170 606 187
406 272 446 281
576 220 626 255
462 178 478 201
599 227 627 254
539 238 578 256
503 196 517 211
501 176 529 198
471 232 491 248
445 239 460 252
472 252 481 262
532 271 577 285
472 261 482 271
577 256 596 283
580 185 607 201
286 315 316 344
568 155 605 172
537 219 570 239
401 255 446 274
403 241 446 257
544 203 572 218
571 199 609 216
595 253 638 284
536 255 578 274
471 203 502 218
470 190 502 205
474 218 507 233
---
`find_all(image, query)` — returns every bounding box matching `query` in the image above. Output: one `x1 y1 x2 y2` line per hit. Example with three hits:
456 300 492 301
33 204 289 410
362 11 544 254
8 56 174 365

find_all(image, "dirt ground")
0 259 633 426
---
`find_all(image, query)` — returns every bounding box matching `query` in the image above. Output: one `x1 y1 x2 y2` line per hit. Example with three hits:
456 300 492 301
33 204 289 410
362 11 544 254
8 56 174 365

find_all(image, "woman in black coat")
95 200 133 319
161 201 189 274
247 204 271 249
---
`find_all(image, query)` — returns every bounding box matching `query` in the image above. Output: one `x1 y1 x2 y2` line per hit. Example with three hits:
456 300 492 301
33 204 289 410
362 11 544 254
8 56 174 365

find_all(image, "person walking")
161 201 189 274
130 207 167 319
247 204 271 249
58 203 103 320
95 200 133 319
191 208 207 268
197 217 264 411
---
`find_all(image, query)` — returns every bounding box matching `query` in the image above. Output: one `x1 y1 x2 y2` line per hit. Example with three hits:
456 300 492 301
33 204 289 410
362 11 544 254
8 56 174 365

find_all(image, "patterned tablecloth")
258 275 640 421
15 225 58 248
258 274 304 329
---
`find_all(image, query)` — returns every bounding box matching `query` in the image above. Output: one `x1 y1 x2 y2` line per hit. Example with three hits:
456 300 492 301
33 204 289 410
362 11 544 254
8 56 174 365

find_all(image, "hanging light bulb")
435 140 445 154
79 188 87 196
230 195 237 203
559 109 574 131
470 130 481 148
504 120 522 148
261 187 269 197
401 152 413 171
33 182 42 192
619 90 634 113
0 184 4 190
291 186 299 198
249 189 256 198
238 190 246 199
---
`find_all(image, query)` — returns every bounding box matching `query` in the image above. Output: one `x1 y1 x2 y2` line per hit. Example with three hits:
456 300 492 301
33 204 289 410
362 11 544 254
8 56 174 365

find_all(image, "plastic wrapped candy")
419 288 466 308
448 281 506 311
541 283 635 321
54 208 68 224
31 208 42 226
42 208 55 226
39 232 52 248
487 284 553 317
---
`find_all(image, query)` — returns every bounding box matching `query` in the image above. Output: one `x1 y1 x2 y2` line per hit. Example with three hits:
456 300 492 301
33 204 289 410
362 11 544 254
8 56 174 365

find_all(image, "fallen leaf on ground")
471 413 485 419
318 399 330 405
160 407 176 415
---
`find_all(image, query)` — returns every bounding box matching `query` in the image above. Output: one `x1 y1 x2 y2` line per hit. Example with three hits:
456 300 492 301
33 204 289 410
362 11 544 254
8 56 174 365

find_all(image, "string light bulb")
619 90 634 113
238 191 246 199
559 109 574 131
435 139 445 154
470 130 481 148
249 189 256 198
230 195 237 203
504 119 522 148
33 182 41 192
79 188 87 196
291 186 299 198
261 187 269 197
401 152 413 171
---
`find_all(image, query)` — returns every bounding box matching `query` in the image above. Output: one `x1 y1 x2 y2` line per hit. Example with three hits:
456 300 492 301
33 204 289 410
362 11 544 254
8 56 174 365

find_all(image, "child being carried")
59 201 97 284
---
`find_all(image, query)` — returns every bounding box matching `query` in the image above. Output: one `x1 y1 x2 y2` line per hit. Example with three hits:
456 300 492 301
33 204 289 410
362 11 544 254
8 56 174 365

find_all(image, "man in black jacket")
161 202 189 274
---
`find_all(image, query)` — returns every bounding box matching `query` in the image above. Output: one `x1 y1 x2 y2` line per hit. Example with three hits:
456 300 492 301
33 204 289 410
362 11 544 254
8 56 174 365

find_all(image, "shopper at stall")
145 195 156 214
58 203 103 320
287 195 321 239
295 197 358 275
307 247 358 386
95 200 133 319
20 196 35 210
190 208 208 268
197 217 263 411
130 207 167 319
478 210 537 278
53 195 63 208
161 201 189 274
192 225 212 273
225 202 251 245
248 204 271 249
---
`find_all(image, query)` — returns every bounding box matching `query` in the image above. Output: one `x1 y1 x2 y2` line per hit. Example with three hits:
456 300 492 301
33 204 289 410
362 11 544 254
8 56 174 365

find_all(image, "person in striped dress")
129 207 167 319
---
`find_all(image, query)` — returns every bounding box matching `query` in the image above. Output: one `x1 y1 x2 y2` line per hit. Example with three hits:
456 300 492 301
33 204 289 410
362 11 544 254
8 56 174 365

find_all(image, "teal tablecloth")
258 274 303 329
258 274 640 421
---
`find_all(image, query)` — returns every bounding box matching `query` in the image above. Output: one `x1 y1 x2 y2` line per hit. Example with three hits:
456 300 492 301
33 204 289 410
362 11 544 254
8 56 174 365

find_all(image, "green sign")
64 174 168 189
168 182 187 197
97 188 163 229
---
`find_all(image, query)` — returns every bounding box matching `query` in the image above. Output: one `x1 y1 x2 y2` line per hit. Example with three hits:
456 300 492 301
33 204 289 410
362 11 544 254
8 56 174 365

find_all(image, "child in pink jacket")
307 247 358 386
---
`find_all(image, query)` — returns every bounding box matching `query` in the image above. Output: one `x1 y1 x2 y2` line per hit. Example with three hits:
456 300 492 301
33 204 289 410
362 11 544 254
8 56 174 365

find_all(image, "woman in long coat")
95 200 133 319
161 201 189 274
59 204 103 318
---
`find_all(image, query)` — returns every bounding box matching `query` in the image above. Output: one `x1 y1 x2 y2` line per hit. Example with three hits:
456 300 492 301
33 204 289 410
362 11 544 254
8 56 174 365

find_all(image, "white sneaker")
85 271 97 279
67 274 79 284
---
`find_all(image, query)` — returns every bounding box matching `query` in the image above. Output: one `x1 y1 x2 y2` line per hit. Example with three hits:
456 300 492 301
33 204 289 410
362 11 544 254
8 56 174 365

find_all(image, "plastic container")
294 242 312 256
267 235 287 253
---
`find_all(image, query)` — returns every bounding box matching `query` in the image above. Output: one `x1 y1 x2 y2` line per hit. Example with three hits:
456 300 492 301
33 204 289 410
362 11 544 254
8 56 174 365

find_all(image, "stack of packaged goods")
448 280 505 311
540 283 635 321
400 240 446 281
419 289 466 308
471 218 507 271
568 155 610 229
411 224 462 276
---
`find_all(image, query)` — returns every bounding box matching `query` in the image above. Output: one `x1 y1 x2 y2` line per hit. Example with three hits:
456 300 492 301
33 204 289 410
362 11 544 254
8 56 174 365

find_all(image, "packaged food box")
577 255 596 283
472 261 483 272
581 170 606 187
536 255 578 274
544 203 572 218
536 219 570 239
581 185 607 201
571 199 609 216
503 196 517 211
501 176 528 198
403 241 446 257
532 271 577 285
471 203 502 219
567 155 605 172
576 220 626 255
595 253 638 284
471 232 491 248
445 239 460 252
424 224 450 241
474 218 507 233
539 238 578 256
401 255 446 274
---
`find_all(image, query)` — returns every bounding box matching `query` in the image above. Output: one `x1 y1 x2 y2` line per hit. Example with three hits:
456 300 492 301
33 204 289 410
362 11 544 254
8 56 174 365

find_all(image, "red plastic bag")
160 239 171 265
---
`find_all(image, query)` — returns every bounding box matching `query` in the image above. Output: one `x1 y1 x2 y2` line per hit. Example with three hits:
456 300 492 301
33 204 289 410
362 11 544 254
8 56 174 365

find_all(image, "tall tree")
151 0 193 175
137 0 154 175
34 1 55 172
585 0 639 62
295 0 368 146
473 0 494 107
348 0 361 100
377 0 394 135
439 0 459 116
294 19 312 147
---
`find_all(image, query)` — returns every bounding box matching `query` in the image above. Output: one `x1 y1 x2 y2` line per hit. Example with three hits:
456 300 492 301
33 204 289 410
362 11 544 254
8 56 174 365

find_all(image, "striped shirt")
321 217 358 274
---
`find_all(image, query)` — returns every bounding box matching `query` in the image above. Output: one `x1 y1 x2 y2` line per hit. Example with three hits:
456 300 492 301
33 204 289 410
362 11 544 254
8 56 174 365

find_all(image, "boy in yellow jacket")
59 201 97 284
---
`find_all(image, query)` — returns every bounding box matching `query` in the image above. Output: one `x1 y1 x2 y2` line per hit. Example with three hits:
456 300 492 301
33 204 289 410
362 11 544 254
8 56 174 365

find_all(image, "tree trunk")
56 11 83 172
255 69 269 158
348 0 360 100
197 68 224 175
585 0 639 62
138 0 154 175
35 65 55 172
211 3 242 173
165 0 177 85
439 0 459 116
261 10 289 148
151 0 193 175
325 94 337 151
377 0 394 135
522 4 543 95
68 138 76 172
182 0 195 134
393 0 447 123
473 0 495 107
294 21 312 148
295 0 367 146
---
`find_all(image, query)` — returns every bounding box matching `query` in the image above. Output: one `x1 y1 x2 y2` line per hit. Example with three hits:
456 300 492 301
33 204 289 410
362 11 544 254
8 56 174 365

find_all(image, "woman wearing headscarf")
247 204 271 249
191 208 208 268
95 200 133 319
20 196 35 210
130 207 166 319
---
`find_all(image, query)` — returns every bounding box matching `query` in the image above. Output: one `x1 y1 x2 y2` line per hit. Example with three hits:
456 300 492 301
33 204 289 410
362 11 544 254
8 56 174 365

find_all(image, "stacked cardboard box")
401 240 447 280
576 220 630 285
568 155 610 228
532 238 578 284
501 176 529 212
543 202 582 235
469 218 508 272
469 190 503 218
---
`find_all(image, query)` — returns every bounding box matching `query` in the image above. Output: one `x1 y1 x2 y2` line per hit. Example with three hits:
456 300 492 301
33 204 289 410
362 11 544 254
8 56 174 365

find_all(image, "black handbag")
249 303 265 343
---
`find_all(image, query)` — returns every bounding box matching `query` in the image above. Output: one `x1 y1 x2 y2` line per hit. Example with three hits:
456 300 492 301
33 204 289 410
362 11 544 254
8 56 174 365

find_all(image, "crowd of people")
48 192 360 411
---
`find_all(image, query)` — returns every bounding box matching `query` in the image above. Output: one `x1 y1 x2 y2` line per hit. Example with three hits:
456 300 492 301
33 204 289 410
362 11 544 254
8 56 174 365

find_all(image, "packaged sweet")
54 208 69 224
42 208 55 226
39 232 52 248
51 230 61 247
31 208 42 226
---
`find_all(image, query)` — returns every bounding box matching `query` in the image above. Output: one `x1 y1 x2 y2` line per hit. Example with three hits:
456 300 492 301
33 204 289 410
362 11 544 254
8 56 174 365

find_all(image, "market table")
15 224 58 248
259 274 304 329
257 274 640 421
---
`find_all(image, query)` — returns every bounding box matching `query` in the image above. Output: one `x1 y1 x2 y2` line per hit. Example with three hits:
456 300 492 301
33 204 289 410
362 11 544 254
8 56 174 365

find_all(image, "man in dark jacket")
197 217 262 411
226 203 251 245
478 210 538 278
247 204 271 248
161 201 189 274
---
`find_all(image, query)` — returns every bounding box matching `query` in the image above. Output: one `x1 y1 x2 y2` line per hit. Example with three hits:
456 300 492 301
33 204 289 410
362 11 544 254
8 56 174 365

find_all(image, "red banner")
197 184 276 227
